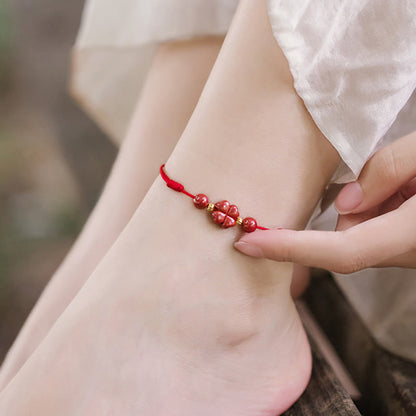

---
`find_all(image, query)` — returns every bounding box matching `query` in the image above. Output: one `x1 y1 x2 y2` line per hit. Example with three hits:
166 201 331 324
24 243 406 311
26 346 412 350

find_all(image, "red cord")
159 164 195 198
159 164 270 231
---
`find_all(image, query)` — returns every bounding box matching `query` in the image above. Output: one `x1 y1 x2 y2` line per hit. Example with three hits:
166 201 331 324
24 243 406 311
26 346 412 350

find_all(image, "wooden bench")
284 271 416 415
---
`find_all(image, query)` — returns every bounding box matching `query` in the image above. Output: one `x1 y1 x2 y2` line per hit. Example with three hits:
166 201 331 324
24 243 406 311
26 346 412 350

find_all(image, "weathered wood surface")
304 272 416 416
283 337 361 415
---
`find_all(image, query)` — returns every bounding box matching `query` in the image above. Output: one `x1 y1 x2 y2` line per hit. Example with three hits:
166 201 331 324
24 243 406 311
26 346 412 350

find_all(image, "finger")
235 228 346 267
378 191 407 215
336 190 407 232
401 176 416 200
335 207 379 231
335 131 416 214
376 250 416 269
235 198 415 273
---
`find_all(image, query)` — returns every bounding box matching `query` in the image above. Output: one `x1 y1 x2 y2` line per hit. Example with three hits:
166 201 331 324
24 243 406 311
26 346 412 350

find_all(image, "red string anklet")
159 164 270 233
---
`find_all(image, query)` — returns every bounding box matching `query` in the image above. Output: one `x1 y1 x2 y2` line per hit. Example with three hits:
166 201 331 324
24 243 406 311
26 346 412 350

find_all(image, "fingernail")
234 241 264 258
335 182 363 214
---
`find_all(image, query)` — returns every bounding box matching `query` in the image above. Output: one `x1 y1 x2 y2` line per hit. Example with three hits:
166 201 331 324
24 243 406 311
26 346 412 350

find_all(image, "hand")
234 132 416 273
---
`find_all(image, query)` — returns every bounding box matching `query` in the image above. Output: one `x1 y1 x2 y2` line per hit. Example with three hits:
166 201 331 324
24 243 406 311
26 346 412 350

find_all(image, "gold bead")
236 217 243 225
207 203 215 212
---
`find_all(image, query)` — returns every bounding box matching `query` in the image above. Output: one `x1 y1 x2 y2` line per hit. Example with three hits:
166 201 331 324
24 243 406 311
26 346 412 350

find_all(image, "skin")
0 37 224 390
0 1 340 414
0 10 310 392
235 130 416 272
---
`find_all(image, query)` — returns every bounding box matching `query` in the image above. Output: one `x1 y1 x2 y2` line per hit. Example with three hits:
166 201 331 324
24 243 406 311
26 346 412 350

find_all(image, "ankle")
120 177 296 344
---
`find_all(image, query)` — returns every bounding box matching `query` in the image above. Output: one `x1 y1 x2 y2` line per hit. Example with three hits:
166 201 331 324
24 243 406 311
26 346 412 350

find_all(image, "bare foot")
0 0 340 413
0 177 311 416
0 37 222 390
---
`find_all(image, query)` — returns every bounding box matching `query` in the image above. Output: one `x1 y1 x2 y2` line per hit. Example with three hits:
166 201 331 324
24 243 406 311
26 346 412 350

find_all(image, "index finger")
235 198 415 273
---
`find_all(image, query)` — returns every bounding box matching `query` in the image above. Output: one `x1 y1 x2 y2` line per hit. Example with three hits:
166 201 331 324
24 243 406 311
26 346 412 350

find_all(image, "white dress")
71 0 416 362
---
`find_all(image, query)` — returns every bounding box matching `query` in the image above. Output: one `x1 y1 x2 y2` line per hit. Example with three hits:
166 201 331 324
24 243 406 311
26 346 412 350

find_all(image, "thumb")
335 132 416 214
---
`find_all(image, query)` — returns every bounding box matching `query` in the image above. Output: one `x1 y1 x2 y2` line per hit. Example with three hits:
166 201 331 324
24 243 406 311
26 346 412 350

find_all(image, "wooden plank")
297 300 361 401
370 347 416 416
283 336 361 415
304 271 416 415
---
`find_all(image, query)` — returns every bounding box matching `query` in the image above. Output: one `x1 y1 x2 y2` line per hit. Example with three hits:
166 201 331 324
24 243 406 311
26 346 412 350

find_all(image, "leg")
0 37 223 389
0 1 340 414
291 265 311 299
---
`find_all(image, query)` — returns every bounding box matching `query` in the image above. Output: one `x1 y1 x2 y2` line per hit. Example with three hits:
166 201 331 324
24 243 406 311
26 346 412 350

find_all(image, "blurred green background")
0 0 117 361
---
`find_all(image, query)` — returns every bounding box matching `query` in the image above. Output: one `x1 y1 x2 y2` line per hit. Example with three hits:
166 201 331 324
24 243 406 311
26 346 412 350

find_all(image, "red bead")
214 200 230 213
211 201 238 229
212 211 226 224
193 193 209 209
227 204 239 219
222 216 236 228
214 200 239 218
242 217 257 233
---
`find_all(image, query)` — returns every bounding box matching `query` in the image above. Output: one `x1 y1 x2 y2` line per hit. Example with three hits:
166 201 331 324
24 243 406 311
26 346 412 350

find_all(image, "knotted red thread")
159 164 195 197
159 164 270 232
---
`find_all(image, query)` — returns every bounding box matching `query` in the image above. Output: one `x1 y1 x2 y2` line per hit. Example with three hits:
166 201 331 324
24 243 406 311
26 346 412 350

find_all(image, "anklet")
160 164 270 233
